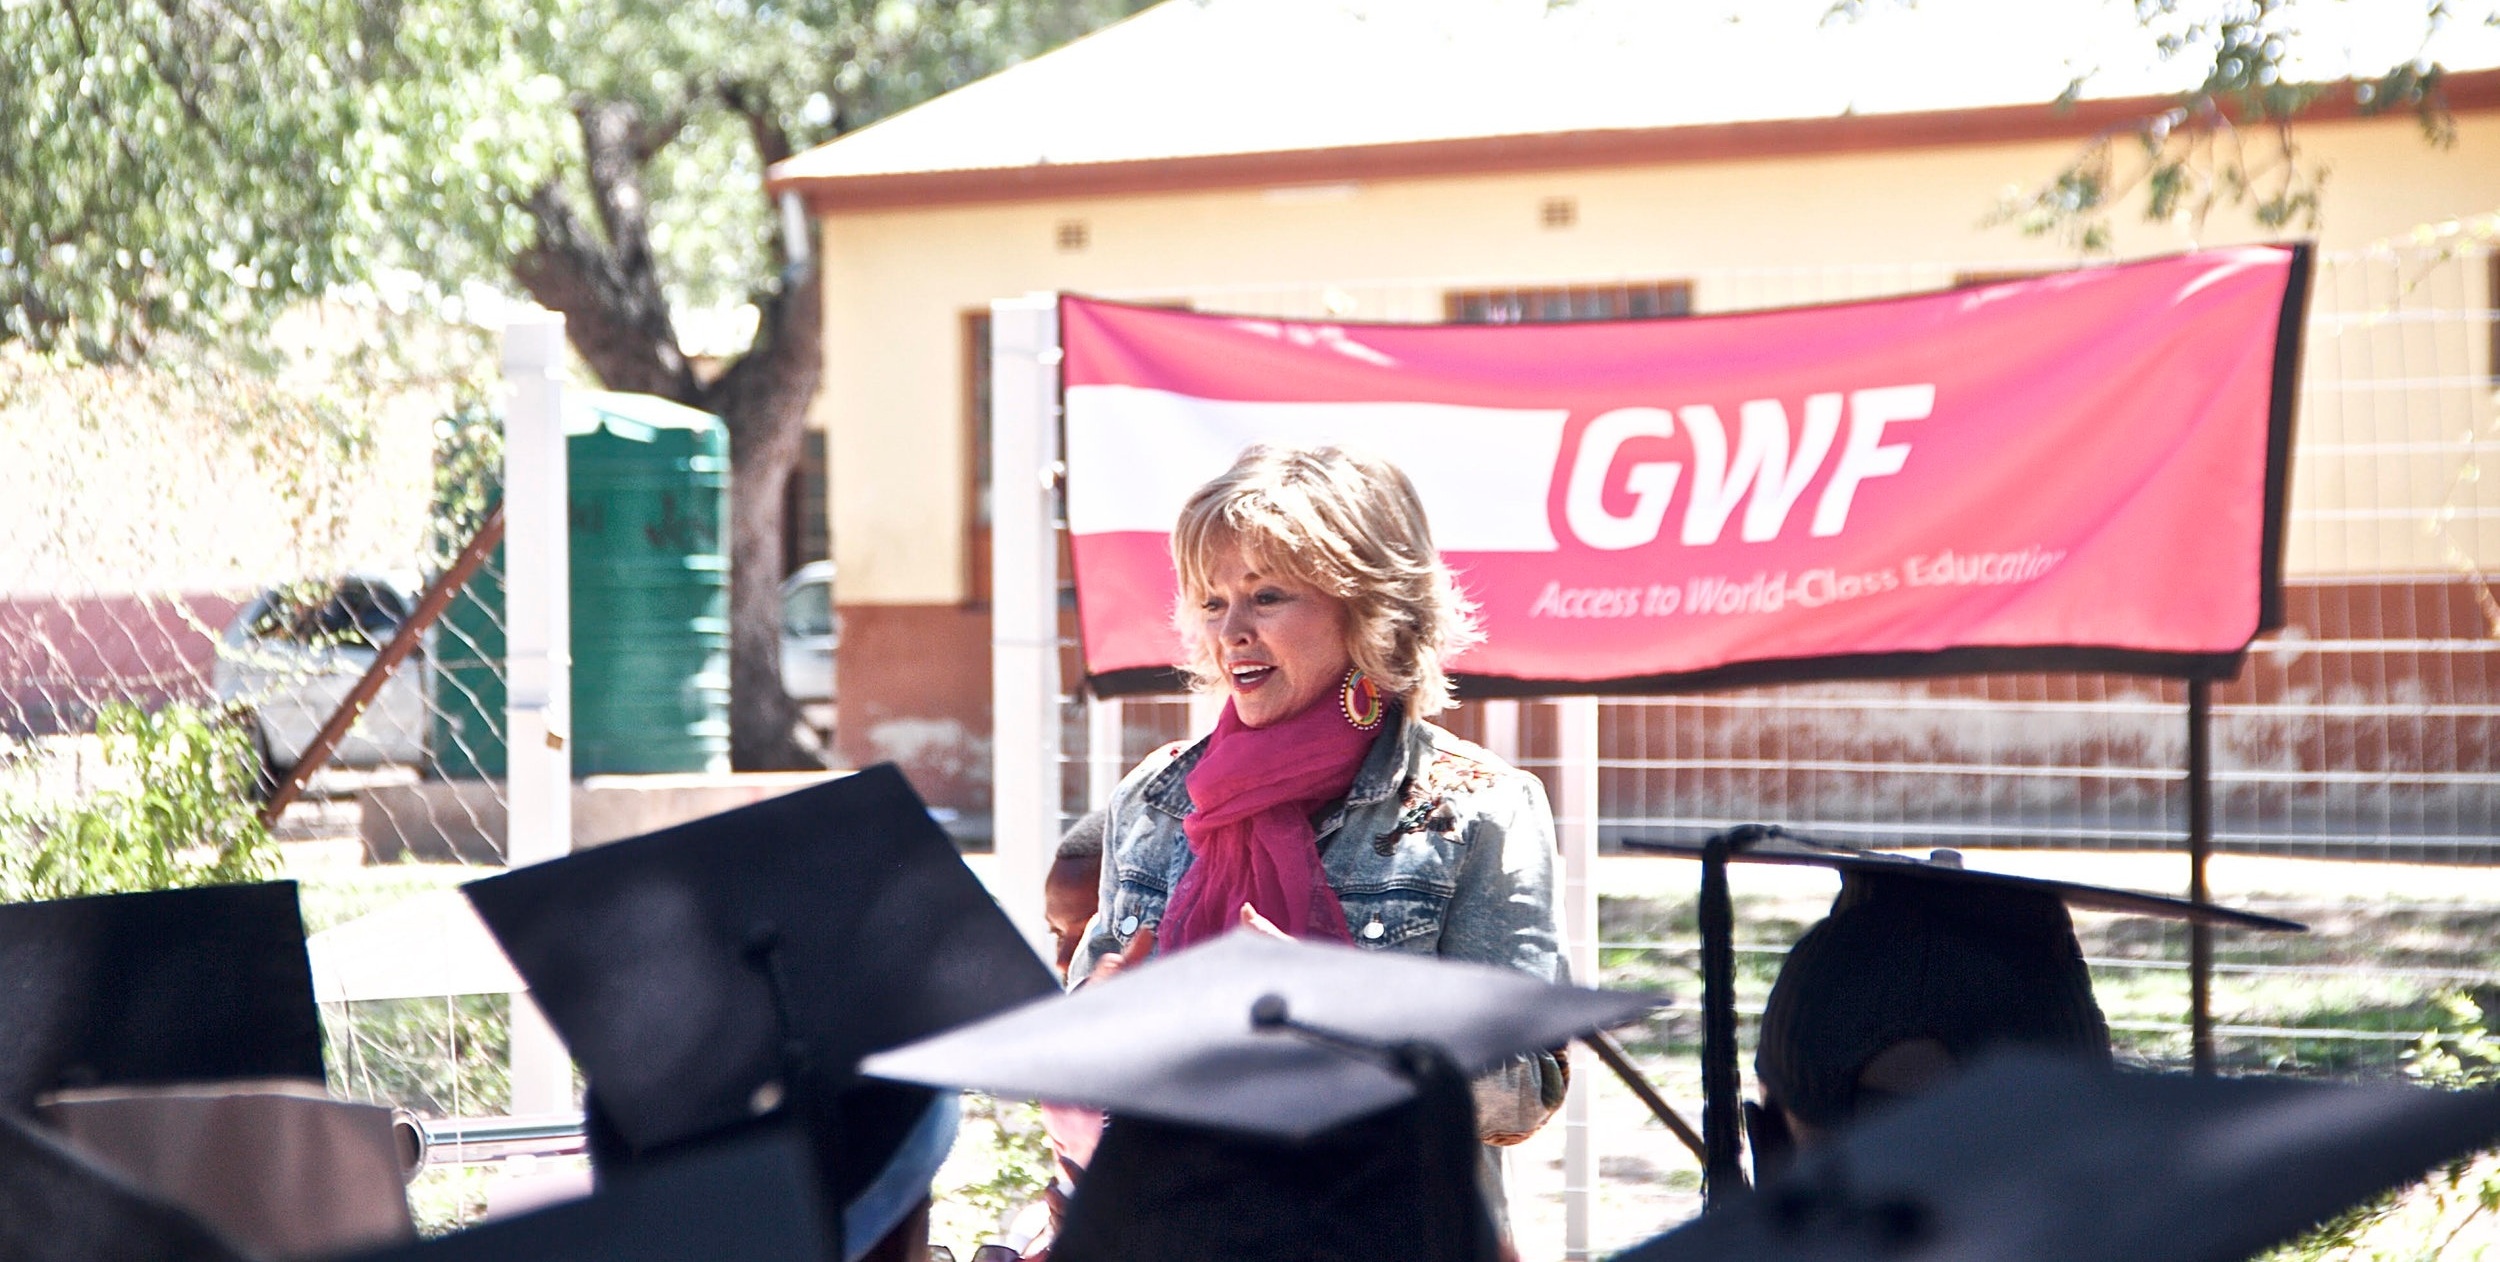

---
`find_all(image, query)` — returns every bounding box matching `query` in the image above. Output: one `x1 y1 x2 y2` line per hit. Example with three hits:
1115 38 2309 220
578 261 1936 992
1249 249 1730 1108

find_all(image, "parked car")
214 574 430 785
780 560 837 711
219 564 834 786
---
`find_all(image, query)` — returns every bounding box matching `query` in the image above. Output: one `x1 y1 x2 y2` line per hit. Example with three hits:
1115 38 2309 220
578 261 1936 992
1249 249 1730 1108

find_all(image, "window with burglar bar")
1444 280 1693 324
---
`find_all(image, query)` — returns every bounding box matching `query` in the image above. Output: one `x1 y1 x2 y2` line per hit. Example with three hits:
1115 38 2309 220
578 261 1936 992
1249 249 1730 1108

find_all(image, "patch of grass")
929 1095 1052 1257
296 860 491 935
325 994 511 1118
2263 998 2500 1258
406 1165 492 1238
1596 881 2500 1075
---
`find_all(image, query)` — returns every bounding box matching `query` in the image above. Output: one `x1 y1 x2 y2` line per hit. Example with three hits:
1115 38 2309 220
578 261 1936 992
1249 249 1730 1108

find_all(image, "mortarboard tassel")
1699 824 1769 1209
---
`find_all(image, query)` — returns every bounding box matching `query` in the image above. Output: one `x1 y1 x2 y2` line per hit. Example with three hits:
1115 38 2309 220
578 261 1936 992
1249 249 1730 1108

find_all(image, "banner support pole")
2188 678 2216 1078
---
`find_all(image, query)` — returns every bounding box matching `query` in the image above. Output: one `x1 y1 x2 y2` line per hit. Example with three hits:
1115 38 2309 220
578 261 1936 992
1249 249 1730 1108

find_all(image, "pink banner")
1063 246 2308 695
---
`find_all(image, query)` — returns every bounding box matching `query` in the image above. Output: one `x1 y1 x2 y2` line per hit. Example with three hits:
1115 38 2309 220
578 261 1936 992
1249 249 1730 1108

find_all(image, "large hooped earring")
1340 668 1385 731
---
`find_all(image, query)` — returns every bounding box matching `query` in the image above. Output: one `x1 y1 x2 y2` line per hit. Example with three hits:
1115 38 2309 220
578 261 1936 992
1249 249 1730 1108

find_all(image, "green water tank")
429 391 730 778
566 392 731 774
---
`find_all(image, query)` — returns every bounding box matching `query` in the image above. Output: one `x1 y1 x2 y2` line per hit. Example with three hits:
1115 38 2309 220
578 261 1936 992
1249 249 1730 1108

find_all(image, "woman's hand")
1237 903 1293 940
1088 925 1157 982
1087 906 1290 978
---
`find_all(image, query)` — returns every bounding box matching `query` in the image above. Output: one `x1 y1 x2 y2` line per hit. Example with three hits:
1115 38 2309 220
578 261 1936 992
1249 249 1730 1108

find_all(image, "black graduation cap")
0 1111 252 1262
342 1125 830 1262
862 933 1665 1262
0 881 324 1108
1615 1052 2500 1262
461 764 1057 1249
1622 826 2306 1205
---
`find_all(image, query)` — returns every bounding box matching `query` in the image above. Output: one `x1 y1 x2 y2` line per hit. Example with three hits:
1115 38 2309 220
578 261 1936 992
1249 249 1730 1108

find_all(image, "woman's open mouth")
1228 663 1275 691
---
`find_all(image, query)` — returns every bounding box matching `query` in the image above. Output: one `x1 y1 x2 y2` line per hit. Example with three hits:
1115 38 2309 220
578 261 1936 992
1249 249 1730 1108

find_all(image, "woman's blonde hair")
1170 444 1482 717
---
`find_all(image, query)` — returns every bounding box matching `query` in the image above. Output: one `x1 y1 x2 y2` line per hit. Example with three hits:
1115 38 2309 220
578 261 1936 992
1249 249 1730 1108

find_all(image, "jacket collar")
1142 704 1413 819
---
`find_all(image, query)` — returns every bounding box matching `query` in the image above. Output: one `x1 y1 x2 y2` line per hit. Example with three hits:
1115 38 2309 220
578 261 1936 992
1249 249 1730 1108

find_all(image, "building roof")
769 0 2500 210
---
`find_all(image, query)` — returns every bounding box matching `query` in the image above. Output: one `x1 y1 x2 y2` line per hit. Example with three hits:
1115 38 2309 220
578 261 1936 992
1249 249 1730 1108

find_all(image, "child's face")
1044 855 1102 976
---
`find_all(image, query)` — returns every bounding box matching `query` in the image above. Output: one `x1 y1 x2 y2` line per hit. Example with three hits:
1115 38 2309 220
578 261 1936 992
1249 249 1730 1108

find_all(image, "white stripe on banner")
1063 384 1568 552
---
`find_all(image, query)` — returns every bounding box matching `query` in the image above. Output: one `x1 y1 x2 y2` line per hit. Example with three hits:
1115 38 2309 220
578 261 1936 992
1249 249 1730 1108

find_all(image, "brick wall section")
0 593 245 737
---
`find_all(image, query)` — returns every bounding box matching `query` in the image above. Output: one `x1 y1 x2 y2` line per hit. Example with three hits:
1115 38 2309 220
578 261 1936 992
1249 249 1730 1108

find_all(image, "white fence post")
501 313 576 1118
990 294 1063 956
1556 695 1602 1259
1087 697 1125 810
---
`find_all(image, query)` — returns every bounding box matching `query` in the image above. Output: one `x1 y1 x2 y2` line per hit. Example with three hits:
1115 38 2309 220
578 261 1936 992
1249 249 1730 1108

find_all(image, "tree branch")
575 100 654 265
704 83 817 423
703 252 819 430
56 0 91 59
511 181 697 401
632 108 694 164
719 81 796 167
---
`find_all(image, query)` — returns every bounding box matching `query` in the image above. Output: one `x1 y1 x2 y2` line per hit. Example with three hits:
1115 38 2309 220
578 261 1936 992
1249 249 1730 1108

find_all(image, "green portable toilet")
430 391 730 778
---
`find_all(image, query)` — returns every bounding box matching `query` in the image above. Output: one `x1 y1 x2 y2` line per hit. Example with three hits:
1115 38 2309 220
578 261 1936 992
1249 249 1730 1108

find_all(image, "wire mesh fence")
0 343 519 866
1034 241 2500 1253
0 337 528 1217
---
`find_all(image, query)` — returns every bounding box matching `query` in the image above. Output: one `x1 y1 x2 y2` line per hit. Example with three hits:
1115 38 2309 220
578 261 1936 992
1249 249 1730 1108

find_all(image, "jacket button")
1118 914 1140 936
1361 920 1386 941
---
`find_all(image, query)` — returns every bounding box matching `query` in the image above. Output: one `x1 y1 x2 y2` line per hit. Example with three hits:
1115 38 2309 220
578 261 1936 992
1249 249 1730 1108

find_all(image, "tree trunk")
708 383 814 770
701 257 823 772
514 95 825 771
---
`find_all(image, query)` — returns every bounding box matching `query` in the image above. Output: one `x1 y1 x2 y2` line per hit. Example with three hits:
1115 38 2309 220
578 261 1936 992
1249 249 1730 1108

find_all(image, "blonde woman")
1062 443 1566 1209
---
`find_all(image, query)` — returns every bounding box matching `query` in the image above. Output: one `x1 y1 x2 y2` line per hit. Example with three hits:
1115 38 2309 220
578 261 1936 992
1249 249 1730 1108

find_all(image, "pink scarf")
1158 688 1380 952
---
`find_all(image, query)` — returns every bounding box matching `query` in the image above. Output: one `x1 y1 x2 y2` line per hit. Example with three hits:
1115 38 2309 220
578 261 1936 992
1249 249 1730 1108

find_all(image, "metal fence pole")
2188 678 2216 1077
1556 695 1601 1260
990 294 1062 957
501 313 576 1117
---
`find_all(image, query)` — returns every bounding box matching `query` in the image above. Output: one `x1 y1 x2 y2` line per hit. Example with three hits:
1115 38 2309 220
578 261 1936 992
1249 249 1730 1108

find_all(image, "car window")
333 581 410 644
248 579 409 649
244 595 301 642
782 581 833 638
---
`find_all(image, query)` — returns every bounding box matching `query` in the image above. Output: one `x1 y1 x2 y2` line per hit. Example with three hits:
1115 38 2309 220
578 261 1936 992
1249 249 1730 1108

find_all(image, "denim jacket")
1068 710 1567 1142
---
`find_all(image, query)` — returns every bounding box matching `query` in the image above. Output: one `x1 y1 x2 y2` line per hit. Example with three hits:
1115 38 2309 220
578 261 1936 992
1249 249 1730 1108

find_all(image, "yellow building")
772 0 2500 835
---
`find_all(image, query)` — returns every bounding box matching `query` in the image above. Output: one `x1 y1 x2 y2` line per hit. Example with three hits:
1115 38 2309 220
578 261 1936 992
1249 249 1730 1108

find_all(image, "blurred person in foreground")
1056 443 1566 1244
